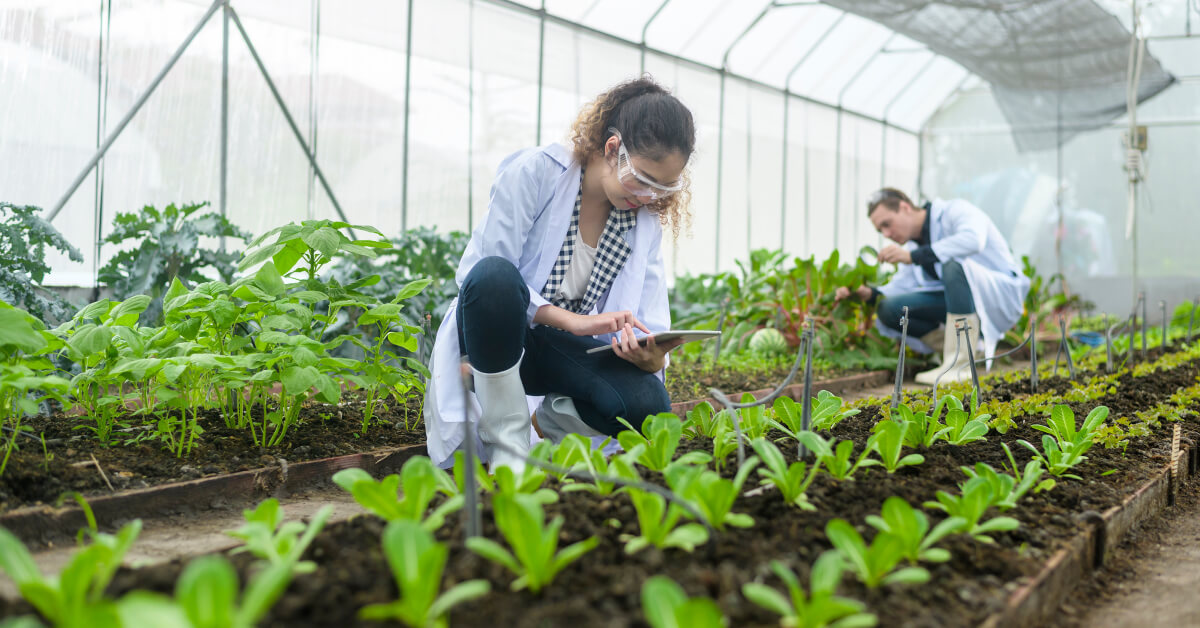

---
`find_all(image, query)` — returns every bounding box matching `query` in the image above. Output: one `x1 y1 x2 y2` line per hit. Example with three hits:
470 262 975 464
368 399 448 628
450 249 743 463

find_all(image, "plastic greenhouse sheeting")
824 0 1176 152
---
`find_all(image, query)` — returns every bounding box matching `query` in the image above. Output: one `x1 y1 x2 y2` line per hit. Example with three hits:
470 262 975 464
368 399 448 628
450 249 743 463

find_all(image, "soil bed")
33 354 1196 627
0 395 426 513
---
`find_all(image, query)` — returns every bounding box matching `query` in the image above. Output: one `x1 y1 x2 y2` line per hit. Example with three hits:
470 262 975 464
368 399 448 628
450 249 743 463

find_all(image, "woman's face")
601 135 687 210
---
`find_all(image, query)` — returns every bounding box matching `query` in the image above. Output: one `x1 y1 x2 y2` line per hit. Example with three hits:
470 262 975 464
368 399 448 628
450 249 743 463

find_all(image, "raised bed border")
0 369 890 546
981 442 1198 627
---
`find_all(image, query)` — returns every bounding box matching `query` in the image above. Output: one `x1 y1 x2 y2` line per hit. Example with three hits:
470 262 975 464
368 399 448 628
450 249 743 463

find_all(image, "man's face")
869 202 919 244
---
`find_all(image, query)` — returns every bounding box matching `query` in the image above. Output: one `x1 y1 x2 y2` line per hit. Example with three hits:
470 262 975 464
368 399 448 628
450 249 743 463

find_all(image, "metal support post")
1161 300 1169 350
1030 314 1039 394
798 324 815 460
891 306 908 409
227 7 354 236
459 359 480 539
220 0 229 250
48 0 224 222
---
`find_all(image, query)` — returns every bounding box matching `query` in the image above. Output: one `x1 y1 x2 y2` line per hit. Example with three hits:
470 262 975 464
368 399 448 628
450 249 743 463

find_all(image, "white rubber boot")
915 313 981 385
535 394 605 444
918 325 945 355
472 355 531 473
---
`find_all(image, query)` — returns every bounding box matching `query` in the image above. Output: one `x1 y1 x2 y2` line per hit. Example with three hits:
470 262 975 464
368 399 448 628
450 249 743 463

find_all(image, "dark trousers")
456 256 671 435
877 260 975 337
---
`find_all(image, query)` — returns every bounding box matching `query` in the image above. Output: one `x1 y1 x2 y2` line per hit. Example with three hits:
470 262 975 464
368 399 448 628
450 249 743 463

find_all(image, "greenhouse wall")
921 52 1200 317
0 0 917 289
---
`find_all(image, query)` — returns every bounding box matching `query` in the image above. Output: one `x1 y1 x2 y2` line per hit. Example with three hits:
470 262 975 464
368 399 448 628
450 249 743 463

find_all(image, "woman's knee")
595 377 670 431
941 260 966 284
460 257 527 308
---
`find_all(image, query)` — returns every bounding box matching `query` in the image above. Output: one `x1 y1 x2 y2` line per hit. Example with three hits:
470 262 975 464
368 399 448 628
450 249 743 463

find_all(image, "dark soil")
13 354 1191 627
0 394 427 513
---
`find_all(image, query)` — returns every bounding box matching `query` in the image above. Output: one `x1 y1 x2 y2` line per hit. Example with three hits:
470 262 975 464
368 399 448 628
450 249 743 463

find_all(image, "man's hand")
879 244 913 265
611 324 684 372
835 285 874 301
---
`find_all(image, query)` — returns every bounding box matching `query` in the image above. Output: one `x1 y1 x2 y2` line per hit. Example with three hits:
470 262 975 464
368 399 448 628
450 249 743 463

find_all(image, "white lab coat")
423 143 671 468
875 198 1030 361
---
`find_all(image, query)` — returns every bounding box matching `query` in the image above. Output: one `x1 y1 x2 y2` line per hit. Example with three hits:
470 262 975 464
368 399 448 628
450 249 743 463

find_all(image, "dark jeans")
877 260 975 337
456 256 671 435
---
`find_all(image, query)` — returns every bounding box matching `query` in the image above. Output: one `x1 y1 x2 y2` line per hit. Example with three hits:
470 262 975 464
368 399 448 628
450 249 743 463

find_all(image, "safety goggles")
608 127 684 201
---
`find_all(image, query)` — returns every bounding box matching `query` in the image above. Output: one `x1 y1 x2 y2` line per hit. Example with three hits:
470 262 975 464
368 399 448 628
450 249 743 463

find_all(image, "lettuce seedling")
1000 442 1056 497
555 434 619 495
465 492 598 593
773 391 860 437
226 498 319 574
641 575 726 628
0 518 142 628
736 394 772 440
750 438 821 510
492 465 558 505
1018 404 1109 480
452 451 495 495
924 477 1019 543
617 413 712 471
865 496 961 565
825 519 929 589
882 403 942 449
665 457 759 530
333 457 464 531
711 423 739 473
863 421 924 474
940 403 990 446
619 459 709 554
960 460 1047 511
742 555 877 628
682 402 727 440
359 520 490 627
116 506 332 628
797 432 873 481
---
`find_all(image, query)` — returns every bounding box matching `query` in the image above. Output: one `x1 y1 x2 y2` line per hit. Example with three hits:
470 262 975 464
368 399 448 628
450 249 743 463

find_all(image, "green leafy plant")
0 203 82 323
465 492 598 593
614 457 709 554
825 519 929 589
742 555 877 628
961 459 1048 511
332 458 464 531
774 391 860 435
358 520 490 627
750 438 821 510
641 575 726 628
553 434 618 495
865 497 960 565
863 421 924 474
1018 405 1109 480
797 432 873 481
0 302 70 475
114 505 331 628
665 457 759 530
924 476 1020 543
617 413 712 472
682 402 727 440
226 498 320 574
99 202 251 325
0 518 142 627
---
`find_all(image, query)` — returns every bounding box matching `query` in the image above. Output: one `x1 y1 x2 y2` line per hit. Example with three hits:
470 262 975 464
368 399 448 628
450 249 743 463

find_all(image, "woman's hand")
567 310 651 337
611 324 685 372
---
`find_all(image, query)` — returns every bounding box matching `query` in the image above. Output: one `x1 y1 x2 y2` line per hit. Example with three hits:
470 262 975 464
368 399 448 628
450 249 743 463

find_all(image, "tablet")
584 330 721 354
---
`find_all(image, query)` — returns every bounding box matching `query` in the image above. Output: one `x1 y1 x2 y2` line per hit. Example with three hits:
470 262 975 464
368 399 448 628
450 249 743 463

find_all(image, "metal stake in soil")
1161 300 1169 350
712 297 731 368
1189 297 1197 343
891 306 909 409
799 325 815 460
1127 311 1136 363
932 321 965 402
1141 292 1148 359
1104 314 1113 374
458 359 480 539
962 318 982 402
1030 314 1039 394
1058 317 1076 380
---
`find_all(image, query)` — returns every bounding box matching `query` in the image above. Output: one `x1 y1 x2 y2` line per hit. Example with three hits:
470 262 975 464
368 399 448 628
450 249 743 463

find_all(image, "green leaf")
175 556 237 628
301 226 342 258
280 366 320 396
109 295 152 326
67 324 113 357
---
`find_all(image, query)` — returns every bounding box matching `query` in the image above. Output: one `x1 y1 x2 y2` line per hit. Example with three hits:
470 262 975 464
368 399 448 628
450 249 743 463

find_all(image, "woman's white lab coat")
876 198 1030 360
423 143 671 468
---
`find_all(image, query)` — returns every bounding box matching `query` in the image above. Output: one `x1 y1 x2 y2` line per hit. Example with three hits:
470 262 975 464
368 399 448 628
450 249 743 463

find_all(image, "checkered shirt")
540 171 637 315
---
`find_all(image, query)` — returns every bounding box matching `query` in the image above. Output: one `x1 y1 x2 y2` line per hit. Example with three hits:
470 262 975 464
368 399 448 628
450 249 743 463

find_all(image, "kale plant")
98 202 250 324
0 202 82 323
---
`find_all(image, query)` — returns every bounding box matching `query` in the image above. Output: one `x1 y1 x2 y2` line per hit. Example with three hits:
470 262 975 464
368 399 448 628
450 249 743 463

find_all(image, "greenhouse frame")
3 1 1200 627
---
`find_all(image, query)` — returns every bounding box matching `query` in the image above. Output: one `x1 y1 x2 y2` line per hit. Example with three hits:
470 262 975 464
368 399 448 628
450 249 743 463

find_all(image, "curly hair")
568 76 696 239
